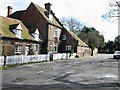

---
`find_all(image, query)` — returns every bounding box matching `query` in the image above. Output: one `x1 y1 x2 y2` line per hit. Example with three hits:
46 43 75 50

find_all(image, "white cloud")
0 0 118 41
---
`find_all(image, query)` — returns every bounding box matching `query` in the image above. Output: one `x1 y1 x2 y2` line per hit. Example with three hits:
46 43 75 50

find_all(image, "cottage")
0 16 41 56
59 28 91 57
8 2 62 54
8 2 91 57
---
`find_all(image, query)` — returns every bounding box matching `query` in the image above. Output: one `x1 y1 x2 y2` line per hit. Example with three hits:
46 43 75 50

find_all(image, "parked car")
113 51 120 59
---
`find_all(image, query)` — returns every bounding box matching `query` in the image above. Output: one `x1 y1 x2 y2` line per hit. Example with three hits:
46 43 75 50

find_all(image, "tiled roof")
9 2 62 28
9 10 25 20
68 31 88 47
33 3 62 28
0 16 41 41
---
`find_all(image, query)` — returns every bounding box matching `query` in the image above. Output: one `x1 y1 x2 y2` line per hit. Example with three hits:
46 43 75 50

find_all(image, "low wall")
0 53 69 66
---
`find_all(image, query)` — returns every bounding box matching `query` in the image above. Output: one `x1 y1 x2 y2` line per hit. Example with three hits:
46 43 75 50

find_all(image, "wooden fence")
0 53 69 66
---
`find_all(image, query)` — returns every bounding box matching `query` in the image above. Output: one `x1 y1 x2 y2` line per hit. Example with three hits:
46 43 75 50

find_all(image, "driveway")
1 54 120 90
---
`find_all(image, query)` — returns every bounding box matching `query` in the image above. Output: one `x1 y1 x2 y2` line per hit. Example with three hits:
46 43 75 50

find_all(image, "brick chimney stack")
7 6 13 16
44 3 52 12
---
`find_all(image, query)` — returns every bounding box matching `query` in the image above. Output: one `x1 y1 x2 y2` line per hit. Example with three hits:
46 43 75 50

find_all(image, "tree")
60 17 85 32
77 26 105 49
99 35 120 53
77 26 105 55
102 0 120 21
114 35 120 50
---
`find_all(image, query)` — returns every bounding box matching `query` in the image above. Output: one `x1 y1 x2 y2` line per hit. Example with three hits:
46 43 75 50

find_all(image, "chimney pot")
44 3 52 12
7 6 13 16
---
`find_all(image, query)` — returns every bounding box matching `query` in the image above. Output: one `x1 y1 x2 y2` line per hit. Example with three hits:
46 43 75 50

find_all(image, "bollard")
4 55 7 66
50 53 53 61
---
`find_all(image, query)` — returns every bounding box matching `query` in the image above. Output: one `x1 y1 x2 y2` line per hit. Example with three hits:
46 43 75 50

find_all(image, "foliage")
102 0 120 21
28 45 36 55
60 17 85 32
3 44 14 56
99 35 120 53
114 35 120 50
77 26 105 49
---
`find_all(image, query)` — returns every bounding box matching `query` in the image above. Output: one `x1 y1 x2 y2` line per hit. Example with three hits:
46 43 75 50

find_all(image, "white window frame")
49 44 53 52
26 45 30 51
49 14 53 21
65 45 71 51
15 45 22 54
34 44 38 51
54 27 58 37
13 24 22 39
34 33 39 41
14 29 22 38
54 43 58 53
62 35 66 40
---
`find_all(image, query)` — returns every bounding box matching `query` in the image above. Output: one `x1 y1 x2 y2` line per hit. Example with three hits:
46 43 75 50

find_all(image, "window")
15 45 22 55
54 27 58 37
26 45 30 51
16 29 22 38
49 14 53 21
65 45 71 51
34 33 39 41
49 44 53 52
54 43 58 53
34 45 38 51
62 35 66 40
33 29 39 41
14 24 22 38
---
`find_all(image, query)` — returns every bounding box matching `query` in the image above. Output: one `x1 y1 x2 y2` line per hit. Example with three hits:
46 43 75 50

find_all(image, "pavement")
1 54 120 90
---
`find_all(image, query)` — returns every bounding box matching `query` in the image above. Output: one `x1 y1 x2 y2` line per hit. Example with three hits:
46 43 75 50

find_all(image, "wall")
21 3 48 53
1 39 40 56
47 24 62 53
77 46 91 57
59 29 77 53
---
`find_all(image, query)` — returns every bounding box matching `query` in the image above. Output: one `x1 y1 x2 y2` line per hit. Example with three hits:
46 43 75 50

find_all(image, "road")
1 54 120 90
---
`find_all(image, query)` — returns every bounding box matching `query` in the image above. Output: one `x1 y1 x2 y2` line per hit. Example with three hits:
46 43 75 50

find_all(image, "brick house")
0 16 41 56
59 27 91 57
9 2 62 54
8 2 91 56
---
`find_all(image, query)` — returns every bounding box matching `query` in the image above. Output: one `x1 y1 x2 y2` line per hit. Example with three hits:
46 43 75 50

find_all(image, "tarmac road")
1 54 120 90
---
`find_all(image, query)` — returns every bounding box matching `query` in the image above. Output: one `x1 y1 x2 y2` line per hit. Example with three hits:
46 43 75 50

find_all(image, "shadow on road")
3 82 119 90
3 73 119 90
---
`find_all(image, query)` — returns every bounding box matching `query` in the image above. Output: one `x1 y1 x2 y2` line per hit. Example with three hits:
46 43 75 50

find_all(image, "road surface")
1 54 120 90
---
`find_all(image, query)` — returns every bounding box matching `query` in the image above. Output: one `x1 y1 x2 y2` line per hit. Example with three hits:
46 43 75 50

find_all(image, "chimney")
44 3 52 12
7 6 13 16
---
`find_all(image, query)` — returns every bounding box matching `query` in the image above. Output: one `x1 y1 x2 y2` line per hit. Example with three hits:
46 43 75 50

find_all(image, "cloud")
0 0 118 41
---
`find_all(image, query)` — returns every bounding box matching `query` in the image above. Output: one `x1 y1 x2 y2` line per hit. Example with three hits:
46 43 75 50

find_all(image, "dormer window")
12 24 22 39
49 14 53 21
54 27 58 37
16 29 22 38
32 29 39 41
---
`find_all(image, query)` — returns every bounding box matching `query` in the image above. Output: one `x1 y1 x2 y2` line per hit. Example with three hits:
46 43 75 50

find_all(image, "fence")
0 53 69 66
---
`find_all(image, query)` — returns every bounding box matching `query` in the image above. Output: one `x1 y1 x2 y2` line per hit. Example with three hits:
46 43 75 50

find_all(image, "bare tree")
60 17 85 32
102 0 120 21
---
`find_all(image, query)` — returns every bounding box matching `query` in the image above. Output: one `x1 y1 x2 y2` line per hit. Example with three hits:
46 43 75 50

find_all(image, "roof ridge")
0 16 21 23
68 31 88 46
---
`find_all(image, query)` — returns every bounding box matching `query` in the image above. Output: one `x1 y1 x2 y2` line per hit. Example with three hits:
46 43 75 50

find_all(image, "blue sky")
0 0 118 42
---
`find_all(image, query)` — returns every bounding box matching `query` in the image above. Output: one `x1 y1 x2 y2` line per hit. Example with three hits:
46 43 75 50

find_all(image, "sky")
0 0 118 42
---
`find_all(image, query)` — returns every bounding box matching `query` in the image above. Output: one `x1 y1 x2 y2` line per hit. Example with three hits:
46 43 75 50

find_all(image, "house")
8 2 91 56
59 28 91 57
0 16 41 56
8 2 62 54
